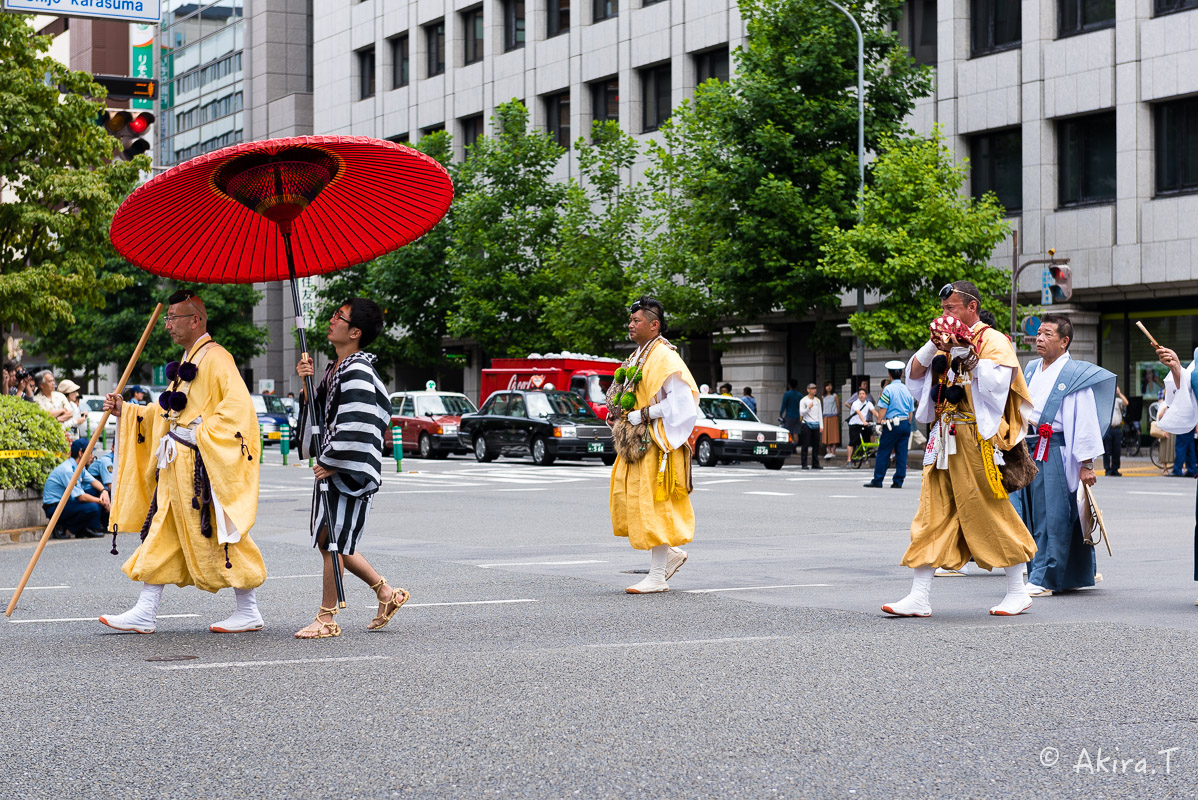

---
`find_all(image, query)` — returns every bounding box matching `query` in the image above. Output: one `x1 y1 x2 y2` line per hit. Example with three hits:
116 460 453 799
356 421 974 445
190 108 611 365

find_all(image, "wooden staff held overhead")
5 303 164 618
1135 320 1161 349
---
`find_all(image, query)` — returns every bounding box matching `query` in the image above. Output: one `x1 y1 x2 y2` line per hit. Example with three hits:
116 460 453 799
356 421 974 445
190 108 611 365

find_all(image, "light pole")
826 0 866 377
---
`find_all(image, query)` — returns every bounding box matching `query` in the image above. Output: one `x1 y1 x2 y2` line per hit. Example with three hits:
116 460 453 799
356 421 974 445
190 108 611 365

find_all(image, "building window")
1059 0 1115 36
970 0 1020 57
420 124 445 139
641 63 671 132
1155 0 1198 15
899 0 937 65
969 128 1022 212
463 7 484 65
386 133 410 145
1058 112 1116 207
594 0 617 23
694 46 730 84
460 115 485 151
545 91 570 148
357 47 376 100
504 0 525 51
548 0 570 36
1156 97 1198 195
391 34 409 88
591 78 618 125
426 20 445 77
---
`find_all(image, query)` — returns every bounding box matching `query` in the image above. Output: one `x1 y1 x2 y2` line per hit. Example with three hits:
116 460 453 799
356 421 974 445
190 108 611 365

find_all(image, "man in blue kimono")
1011 314 1115 597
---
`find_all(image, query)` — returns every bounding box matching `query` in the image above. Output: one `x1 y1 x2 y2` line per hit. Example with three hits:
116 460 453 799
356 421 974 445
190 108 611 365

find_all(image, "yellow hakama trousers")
122 444 267 593
610 444 695 551
901 420 1036 572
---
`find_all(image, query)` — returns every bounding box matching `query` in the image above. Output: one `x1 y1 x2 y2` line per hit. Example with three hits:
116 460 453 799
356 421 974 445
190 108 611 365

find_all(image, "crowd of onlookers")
3 360 89 443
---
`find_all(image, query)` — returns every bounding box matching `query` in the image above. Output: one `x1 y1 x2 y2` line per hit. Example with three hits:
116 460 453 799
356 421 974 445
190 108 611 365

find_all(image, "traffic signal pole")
1008 230 1070 338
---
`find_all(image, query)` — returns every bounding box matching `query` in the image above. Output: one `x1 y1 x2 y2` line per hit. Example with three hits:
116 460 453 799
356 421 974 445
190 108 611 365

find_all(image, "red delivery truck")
481 354 621 418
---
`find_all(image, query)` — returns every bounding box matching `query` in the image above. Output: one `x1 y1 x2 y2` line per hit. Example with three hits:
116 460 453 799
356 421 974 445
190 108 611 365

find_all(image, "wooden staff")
5 303 164 618
1135 320 1161 349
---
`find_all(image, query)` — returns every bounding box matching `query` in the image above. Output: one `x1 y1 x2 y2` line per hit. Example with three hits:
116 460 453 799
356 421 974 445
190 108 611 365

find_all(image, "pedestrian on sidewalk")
779 379 802 444
1102 385 1127 476
797 383 823 469
846 388 874 464
609 296 699 594
294 298 409 638
822 381 841 460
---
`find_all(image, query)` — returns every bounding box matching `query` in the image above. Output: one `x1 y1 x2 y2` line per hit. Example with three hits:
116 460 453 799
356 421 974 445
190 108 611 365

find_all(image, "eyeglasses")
332 311 353 326
938 284 981 307
163 313 198 325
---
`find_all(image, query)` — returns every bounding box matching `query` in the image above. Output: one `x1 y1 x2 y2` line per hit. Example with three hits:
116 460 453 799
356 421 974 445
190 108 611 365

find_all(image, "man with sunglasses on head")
882 280 1038 618
100 289 268 635
610 297 701 594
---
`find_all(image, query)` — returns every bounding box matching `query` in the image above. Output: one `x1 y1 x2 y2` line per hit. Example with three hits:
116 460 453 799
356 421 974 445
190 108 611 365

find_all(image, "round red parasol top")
110 136 454 284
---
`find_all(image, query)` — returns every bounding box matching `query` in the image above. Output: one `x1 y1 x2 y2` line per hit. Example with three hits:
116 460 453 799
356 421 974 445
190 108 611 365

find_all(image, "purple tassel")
165 361 180 381
158 392 171 410
169 391 188 412
178 362 198 382
110 525 119 556
192 496 200 510
224 543 232 569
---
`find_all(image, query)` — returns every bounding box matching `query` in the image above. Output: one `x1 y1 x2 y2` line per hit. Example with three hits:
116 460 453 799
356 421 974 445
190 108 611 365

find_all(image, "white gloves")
627 409 643 425
626 403 663 427
914 340 939 368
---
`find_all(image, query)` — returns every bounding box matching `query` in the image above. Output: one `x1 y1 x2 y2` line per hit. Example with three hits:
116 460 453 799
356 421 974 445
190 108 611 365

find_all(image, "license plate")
588 442 605 453
753 445 769 455
267 432 281 440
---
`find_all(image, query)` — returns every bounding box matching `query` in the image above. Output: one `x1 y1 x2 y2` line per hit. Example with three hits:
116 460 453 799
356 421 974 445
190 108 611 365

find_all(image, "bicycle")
849 425 880 468
1120 420 1141 458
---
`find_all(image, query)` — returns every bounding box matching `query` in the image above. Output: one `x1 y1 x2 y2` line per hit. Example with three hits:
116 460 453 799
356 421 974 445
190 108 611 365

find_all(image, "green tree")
33 257 269 386
540 121 646 356
818 130 1012 351
312 132 462 380
446 101 569 357
0 14 147 335
646 0 931 333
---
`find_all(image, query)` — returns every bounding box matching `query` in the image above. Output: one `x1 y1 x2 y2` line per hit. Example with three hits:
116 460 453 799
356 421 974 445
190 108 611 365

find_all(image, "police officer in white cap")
864 360 916 489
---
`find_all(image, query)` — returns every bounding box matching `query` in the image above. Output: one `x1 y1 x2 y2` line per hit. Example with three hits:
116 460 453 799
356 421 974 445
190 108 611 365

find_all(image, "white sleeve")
1059 388 1104 493
1159 365 1198 435
972 360 1016 441
652 373 699 451
906 356 936 425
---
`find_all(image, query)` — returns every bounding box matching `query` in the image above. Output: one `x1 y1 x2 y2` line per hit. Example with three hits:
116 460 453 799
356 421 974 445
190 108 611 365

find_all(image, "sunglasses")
939 284 981 307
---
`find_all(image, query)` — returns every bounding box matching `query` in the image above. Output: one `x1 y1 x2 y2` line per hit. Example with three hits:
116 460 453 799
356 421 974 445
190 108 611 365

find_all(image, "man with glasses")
882 280 1038 618
1009 314 1114 598
99 290 268 635
610 296 700 594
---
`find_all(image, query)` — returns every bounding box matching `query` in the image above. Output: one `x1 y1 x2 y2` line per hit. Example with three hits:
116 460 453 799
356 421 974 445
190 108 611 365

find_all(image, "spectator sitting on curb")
43 439 109 539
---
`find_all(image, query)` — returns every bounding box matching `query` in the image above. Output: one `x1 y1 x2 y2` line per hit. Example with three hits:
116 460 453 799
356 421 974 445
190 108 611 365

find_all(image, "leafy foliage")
646 0 931 335
0 14 148 335
818 130 1013 350
0 397 67 490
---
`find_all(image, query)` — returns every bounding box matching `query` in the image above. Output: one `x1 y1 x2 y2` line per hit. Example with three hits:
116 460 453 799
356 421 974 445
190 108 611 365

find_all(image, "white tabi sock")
99 582 163 634
881 566 933 617
990 566 1032 616
626 544 671 594
209 587 265 633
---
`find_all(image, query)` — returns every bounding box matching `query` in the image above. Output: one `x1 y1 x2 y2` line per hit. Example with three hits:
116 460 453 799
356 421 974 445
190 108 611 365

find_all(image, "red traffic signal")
99 111 155 161
1048 264 1072 303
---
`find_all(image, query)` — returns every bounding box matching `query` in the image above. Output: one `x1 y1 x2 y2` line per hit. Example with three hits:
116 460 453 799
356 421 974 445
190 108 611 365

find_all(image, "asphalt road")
2 449 1196 799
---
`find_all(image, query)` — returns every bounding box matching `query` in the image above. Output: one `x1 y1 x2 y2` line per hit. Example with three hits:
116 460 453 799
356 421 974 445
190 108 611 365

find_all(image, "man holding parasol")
99 290 267 634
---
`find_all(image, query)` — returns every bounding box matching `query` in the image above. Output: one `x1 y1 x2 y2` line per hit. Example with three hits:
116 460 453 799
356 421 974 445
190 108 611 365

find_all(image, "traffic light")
1048 264 1072 303
99 111 155 161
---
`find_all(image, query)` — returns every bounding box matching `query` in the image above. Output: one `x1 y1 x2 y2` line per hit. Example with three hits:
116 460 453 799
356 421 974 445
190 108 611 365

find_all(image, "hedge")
0 396 68 491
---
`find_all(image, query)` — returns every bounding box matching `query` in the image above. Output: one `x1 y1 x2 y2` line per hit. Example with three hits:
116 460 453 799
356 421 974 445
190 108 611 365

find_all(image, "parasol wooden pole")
1135 320 1161 349
5 303 164 618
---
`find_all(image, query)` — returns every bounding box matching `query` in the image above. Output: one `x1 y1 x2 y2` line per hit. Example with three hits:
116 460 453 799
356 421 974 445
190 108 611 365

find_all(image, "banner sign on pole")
130 23 154 110
3 0 162 25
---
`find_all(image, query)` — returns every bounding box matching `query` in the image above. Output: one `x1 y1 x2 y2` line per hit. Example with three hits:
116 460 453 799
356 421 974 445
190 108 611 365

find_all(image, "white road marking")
828 495 858 498
0 584 69 592
263 574 323 580
695 479 750 485
9 613 201 625
1127 491 1188 497
494 487 548 492
476 560 608 568
744 491 793 496
155 655 388 671
406 599 538 607
685 583 833 594
587 635 783 648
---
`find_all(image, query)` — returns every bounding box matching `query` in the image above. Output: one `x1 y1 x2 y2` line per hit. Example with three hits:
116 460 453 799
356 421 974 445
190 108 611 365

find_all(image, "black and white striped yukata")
297 351 390 555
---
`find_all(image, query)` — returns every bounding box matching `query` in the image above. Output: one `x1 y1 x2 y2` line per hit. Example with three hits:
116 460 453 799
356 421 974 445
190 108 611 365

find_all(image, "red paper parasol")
110 135 453 282
109 136 453 607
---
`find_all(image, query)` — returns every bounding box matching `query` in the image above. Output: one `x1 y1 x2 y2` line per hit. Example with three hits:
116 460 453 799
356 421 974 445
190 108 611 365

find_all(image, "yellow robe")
609 343 699 550
902 327 1037 571
111 339 267 592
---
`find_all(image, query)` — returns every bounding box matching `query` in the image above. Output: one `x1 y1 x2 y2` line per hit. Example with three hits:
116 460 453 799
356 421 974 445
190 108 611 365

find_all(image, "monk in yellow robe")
99 290 267 634
609 297 700 593
883 280 1037 618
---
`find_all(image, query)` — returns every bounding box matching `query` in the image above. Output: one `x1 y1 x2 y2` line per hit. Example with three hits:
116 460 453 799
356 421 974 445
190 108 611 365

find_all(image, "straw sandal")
294 606 341 639
367 578 409 631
